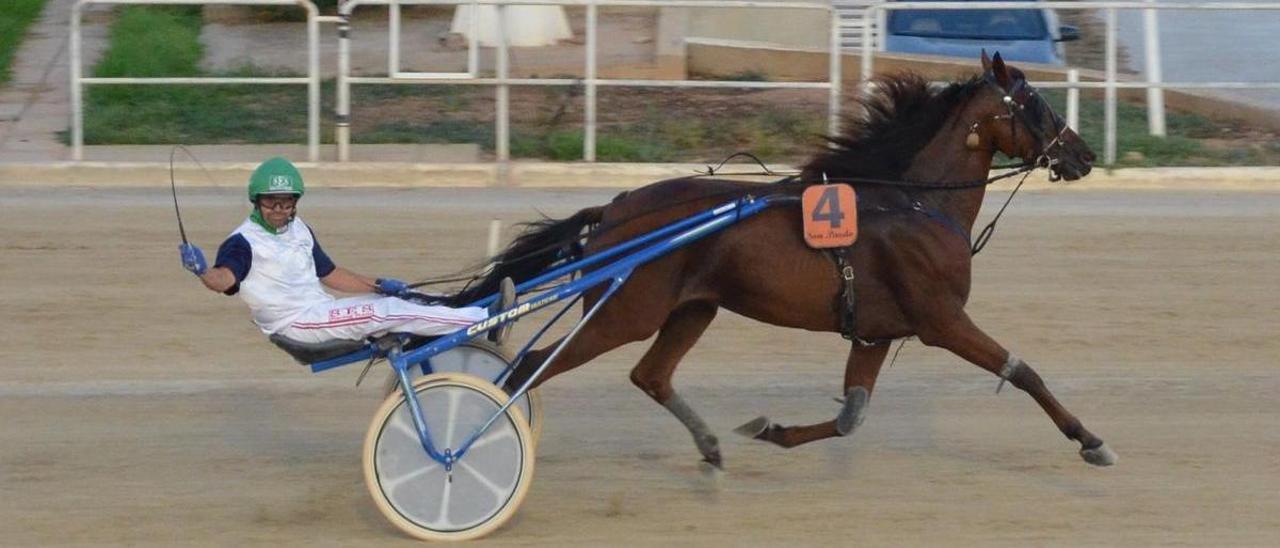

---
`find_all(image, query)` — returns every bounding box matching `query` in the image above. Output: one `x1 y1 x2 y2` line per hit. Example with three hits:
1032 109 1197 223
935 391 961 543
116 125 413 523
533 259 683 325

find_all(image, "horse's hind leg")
919 312 1116 466
504 318 649 392
627 301 722 467
737 342 890 449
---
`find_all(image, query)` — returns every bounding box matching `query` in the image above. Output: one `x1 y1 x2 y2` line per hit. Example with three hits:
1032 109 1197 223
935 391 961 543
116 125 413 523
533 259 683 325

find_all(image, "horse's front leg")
918 311 1117 466
735 342 890 448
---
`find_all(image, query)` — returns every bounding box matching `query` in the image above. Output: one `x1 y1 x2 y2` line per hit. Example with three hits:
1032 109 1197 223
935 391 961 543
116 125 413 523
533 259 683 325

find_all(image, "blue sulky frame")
307 193 790 469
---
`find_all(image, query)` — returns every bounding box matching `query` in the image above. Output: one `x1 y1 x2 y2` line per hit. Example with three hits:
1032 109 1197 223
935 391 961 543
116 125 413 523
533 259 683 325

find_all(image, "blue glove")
179 243 207 276
375 277 409 296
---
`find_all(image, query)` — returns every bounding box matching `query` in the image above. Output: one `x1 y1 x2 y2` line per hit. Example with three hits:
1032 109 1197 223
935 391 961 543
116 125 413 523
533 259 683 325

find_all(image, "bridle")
962 75 1081 255
974 75 1073 181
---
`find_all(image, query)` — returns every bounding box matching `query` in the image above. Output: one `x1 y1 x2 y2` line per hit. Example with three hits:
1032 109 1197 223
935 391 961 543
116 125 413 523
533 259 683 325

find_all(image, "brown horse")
454 53 1114 469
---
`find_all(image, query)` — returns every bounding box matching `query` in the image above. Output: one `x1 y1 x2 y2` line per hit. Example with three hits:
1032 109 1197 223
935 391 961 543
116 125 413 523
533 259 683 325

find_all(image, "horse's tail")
450 205 606 306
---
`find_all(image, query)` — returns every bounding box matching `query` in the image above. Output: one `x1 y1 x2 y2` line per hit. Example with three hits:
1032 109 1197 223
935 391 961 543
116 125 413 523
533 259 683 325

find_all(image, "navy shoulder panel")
213 233 252 295
308 226 336 278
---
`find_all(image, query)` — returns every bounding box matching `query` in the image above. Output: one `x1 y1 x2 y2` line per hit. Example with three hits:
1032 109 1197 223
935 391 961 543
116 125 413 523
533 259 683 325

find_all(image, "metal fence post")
389 0 401 76
1067 68 1079 132
1104 6 1118 166
337 11 351 162
468 1 479 75
71 1 84 161
828 6 841 138
496 4 509 163
860 5 874 83
306 0 319 161
1142 0 1166 137
584 2 598 162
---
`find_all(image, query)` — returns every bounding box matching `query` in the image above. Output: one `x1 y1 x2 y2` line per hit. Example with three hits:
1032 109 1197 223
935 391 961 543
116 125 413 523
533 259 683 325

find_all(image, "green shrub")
93 7 202 78
83 7 319 145
1040 89 1273 167
362 120 494 146
0 0 48 85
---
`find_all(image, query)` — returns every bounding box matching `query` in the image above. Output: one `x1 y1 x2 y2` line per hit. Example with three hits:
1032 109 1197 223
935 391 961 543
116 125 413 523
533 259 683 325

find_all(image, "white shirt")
219 216 335 334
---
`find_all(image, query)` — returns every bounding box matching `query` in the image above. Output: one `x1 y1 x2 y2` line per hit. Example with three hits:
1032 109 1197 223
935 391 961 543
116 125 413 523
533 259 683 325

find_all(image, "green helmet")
247 157 305 202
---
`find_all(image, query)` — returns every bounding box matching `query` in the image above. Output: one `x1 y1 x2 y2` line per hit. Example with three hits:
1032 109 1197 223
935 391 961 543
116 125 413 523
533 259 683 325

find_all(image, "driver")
177 156 515 347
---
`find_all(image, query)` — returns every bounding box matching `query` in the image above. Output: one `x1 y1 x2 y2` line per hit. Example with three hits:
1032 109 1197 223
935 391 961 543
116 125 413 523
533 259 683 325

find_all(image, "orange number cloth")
801 184 858 248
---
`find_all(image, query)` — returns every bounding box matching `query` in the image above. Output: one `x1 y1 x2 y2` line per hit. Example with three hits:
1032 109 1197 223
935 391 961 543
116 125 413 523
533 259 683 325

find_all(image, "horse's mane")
801 72 985 182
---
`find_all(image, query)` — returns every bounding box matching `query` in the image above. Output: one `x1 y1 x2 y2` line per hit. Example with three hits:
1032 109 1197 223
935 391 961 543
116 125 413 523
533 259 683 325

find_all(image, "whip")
169 145 218 244
169 145 191 244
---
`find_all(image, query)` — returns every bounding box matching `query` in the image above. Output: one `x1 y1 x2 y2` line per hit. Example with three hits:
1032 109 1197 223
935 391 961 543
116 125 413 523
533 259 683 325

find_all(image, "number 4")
811 186 845 228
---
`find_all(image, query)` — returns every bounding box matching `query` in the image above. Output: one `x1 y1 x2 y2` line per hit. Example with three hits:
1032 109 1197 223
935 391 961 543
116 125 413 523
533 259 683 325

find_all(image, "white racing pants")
275 295 488 344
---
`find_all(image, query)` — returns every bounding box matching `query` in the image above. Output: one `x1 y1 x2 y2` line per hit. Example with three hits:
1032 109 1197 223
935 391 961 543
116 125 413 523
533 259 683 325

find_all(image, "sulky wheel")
383 340 543 445
364 373 535 542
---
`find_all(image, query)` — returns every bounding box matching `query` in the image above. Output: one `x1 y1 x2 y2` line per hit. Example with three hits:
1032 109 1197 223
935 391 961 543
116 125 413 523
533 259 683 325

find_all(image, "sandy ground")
1 186 1278 546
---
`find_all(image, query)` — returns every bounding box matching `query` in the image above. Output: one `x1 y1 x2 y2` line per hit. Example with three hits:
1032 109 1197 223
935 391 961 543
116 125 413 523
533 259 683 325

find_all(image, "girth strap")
832 250 857 340
827 247 889 346
824 202 964 347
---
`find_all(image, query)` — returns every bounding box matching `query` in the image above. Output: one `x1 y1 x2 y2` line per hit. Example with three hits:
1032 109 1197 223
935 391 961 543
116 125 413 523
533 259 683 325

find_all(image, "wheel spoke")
443 387 462 447
468 426 515 451
380 458 441 493
390 409 417 440
458 458 514 499
436 473 453 527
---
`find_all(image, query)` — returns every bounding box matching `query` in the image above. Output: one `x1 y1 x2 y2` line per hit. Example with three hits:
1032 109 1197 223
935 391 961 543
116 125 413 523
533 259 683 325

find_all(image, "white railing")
337 0 843 163
862 1 1280 165
69 0 323 161
68 1 1280 168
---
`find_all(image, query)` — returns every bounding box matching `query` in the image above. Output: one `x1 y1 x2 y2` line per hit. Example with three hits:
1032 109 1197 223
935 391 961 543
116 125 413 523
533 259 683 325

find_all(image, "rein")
414 75 1072 289
410 183 804 290
408 157 1045 291
818 162 1035 190
970 167 1033 255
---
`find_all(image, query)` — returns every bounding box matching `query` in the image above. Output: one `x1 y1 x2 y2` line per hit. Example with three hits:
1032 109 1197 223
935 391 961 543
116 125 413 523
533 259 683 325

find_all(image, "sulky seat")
269 334 370 364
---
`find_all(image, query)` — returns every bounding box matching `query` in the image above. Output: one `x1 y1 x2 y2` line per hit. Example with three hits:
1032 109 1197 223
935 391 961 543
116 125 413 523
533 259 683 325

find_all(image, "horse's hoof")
1080 442 1118 467
697 459 725 487
701 452 723 470
733 416 771 439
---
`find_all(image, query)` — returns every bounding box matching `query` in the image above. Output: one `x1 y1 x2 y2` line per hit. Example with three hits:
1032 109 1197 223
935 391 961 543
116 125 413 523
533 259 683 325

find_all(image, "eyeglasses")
258 196 297 211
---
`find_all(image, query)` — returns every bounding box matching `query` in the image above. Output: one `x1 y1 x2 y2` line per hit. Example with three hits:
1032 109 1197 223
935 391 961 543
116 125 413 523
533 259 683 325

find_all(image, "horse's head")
969 51 1095 181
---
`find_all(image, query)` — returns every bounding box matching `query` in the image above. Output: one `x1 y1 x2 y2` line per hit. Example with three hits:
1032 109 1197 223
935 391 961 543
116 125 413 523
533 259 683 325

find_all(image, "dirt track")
1 186 1278 546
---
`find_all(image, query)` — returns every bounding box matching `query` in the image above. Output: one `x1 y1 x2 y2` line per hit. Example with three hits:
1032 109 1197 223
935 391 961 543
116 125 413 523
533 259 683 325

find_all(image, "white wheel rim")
372 380 528 533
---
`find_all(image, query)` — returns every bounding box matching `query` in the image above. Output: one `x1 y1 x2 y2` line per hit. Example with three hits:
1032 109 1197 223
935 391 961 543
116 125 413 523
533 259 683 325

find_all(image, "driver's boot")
487 277 517 345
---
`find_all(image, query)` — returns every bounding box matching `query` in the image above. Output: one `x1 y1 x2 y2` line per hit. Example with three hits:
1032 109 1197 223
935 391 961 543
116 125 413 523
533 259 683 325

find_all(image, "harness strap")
909 201 971 243
825 201 972 345
862 202 970 244
833 251 857 341
826 247 891 346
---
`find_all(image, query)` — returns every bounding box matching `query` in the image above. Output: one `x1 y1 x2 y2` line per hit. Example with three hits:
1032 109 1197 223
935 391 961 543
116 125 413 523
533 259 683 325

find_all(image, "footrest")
269 334 369 364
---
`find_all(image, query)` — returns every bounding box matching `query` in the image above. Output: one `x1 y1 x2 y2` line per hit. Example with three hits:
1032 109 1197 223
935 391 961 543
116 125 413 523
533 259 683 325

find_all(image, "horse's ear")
991 52 1013 90
980 49 993 73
